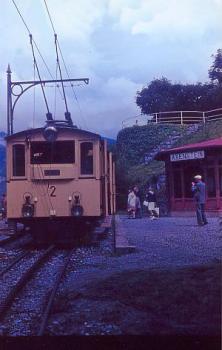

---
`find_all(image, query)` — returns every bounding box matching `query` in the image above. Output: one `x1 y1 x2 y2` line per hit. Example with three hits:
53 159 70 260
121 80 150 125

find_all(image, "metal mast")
6 66 89 135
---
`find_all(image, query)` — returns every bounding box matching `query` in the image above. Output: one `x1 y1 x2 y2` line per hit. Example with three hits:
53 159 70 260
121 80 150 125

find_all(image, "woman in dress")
127 189 137 219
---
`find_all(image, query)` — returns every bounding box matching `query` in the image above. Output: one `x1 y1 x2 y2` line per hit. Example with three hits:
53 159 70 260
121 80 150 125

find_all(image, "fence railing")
122 108 222 128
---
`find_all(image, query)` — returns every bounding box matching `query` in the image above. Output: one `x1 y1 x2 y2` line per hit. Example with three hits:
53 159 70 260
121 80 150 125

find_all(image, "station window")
13 144 25 176
207 168 216 197
219 168 222 197
173 170 182 198
80 142 93 175
31 141 75 164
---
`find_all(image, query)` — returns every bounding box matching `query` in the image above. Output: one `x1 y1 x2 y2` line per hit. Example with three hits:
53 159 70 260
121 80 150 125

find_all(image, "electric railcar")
6 122 116 241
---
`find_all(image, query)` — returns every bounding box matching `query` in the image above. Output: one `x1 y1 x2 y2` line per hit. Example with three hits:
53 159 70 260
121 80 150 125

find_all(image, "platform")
114 215 136 254
170 210 222 217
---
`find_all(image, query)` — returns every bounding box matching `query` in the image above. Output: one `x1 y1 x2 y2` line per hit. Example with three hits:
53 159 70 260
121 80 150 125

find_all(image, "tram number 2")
48 185 56 197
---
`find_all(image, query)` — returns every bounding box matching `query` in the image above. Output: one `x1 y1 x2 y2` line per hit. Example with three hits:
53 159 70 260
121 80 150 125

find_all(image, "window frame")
79 140 95 178
11 143 26 179
206 166 216 198
172 169 183 198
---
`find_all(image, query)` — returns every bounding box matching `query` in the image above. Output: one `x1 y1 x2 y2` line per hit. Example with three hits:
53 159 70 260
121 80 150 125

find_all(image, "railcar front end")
6 126 115 241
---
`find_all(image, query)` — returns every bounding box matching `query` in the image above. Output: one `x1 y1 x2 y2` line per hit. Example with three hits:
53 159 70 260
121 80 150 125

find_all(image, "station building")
155 137 222 216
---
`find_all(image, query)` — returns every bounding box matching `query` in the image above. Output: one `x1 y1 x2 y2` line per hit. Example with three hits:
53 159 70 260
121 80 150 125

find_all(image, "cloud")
108 0 221 33
0 1 221 138
43 0 107 41
68 76 142 137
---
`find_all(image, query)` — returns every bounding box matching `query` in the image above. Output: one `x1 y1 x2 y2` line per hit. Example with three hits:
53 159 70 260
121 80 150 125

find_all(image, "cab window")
13 144 25 176
31 141 75 164
80 142 93 175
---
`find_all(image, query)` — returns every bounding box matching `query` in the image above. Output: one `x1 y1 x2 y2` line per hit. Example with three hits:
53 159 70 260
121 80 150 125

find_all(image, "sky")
0 0 221 138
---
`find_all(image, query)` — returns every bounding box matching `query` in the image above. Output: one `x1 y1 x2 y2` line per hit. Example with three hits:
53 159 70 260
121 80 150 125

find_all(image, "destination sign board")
170 150 205 162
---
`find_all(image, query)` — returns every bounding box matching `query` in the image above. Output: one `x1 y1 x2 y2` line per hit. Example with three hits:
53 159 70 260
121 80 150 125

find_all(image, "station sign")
170 150 205 162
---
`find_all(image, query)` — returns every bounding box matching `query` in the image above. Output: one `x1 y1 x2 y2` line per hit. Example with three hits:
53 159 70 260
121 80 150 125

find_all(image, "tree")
208 49 222 85
136 77 176 114
136 79 222 115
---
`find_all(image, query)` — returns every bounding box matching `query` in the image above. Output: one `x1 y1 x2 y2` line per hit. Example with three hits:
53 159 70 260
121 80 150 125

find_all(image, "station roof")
155 137 222 160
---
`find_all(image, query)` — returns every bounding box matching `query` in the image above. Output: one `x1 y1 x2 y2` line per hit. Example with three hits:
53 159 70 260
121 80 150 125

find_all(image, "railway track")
38 248 75 335
0 229 29 247
0 243 76 336
0 251 30 278
0 223 109 335
0 245 55 324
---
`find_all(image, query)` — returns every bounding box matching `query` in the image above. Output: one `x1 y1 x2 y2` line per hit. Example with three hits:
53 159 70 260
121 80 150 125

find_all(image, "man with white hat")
192 175 208 226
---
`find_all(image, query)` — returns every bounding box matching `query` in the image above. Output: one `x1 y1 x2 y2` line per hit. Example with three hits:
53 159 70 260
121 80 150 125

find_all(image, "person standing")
192 175 208 226
127 189 137 219
145 188 158 219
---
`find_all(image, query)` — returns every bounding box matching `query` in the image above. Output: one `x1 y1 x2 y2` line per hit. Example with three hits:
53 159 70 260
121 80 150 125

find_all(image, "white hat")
194 175 202 179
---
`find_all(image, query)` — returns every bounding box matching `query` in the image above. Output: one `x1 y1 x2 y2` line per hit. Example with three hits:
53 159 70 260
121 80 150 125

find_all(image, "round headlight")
71 205 84 217
22 203 34 217
43 126 58 142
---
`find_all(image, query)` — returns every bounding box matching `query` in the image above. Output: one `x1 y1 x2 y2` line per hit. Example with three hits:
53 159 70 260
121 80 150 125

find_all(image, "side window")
219 168 222 197
173 170 182 198
80 142 93 175
207 168 216 197
13 144 25 176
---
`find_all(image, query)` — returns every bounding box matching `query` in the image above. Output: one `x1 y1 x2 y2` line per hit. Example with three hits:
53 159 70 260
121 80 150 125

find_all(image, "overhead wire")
53 63 58 119
29 34 51 117
58 42 89 129
43 0 89 129
54 34 70 118
33 63 36 128
43 0 72 124
11 0 63 99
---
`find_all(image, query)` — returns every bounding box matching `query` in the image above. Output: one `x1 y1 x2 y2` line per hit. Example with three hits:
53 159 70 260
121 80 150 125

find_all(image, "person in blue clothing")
191 175 208 226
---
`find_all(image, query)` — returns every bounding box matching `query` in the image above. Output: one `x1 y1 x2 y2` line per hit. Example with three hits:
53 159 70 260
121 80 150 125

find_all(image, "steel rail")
0 245 55 321
0 230 28 247
0 251 30 278
38 248 75 336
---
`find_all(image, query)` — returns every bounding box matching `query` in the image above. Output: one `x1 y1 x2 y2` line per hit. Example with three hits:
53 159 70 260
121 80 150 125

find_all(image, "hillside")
174 120 222 147
116 124 189 169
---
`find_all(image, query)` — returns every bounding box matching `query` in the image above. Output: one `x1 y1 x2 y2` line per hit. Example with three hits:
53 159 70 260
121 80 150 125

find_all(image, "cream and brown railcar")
6 125 115 238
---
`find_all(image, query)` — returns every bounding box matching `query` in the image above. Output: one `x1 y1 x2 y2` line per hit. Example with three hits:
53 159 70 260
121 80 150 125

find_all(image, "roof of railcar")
6 126 101 140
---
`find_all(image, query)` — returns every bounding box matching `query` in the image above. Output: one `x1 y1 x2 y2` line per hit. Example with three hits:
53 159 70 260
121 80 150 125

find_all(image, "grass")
64 261 221 335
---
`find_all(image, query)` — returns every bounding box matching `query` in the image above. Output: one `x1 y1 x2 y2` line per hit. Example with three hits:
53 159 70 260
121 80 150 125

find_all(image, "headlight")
43 125 58 142
71 205 84 217
22 204 34 217
22 196 34 217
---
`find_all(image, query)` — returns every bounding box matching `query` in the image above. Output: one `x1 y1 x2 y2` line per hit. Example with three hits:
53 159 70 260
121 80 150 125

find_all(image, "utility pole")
6 65 89 135
7 65 13 135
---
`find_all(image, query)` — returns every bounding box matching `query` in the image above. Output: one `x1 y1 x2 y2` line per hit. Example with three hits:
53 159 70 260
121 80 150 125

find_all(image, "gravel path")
117 216 221 268
62 216 221 289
